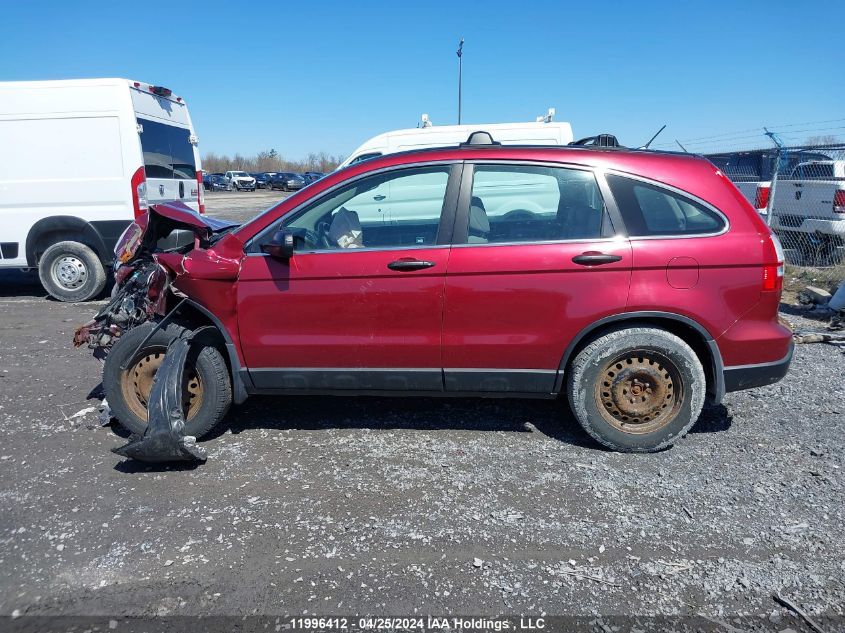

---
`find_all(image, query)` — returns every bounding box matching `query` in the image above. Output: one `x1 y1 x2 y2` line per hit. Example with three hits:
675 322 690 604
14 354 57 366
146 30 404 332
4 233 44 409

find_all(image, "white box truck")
0 78 204 301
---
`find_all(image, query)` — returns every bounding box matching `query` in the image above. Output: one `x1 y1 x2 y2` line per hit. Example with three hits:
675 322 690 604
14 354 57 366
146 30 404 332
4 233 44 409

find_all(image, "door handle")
387 259 436 271
572 252 623 266
373 194 386 201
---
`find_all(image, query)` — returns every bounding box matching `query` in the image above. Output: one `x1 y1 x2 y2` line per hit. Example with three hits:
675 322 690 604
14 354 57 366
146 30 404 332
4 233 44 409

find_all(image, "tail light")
130 166 148 219
196 170 205 214
834 190 845 214
761 232 784 293
754 185 770 210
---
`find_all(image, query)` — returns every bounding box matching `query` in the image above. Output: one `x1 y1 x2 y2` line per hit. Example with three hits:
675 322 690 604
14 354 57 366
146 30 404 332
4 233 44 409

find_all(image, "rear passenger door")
441 163 632 393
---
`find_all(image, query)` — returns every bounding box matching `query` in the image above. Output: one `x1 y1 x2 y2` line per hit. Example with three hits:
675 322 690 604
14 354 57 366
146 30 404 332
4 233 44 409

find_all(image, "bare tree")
806 134 840 146
201 149 342 174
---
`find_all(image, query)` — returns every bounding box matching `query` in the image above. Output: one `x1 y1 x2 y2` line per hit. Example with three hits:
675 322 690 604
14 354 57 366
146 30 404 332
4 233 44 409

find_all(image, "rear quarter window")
606 175 725 237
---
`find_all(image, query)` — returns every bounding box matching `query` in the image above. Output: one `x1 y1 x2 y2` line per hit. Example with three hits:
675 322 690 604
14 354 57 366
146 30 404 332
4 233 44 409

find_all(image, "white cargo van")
0 78 204 301
337 120 574 169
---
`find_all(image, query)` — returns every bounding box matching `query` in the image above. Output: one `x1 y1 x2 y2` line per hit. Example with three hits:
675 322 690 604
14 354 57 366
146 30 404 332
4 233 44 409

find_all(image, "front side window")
284 166 450 250
465 165 609 244
606 175 725 236
137 118 196 180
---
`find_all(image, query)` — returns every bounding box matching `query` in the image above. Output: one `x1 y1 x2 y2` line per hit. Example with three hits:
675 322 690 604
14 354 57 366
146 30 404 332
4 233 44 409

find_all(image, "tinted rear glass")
607 175 725 236
138 117 196 179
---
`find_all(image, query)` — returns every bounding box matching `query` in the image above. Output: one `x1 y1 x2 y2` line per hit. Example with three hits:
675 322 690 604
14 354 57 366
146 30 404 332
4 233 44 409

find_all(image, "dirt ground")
0 191 842 631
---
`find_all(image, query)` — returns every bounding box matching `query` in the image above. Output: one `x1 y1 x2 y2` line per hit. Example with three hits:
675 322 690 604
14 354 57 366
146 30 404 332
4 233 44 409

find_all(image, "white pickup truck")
770 160 845 265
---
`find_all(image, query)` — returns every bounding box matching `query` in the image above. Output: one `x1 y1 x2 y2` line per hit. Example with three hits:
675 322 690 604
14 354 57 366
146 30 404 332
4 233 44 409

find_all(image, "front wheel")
103 322 232 439
566 326 705 452
38 241 106 302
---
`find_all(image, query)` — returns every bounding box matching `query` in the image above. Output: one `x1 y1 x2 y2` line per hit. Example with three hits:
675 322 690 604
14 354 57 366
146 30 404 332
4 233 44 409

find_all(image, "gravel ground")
0 193 842 628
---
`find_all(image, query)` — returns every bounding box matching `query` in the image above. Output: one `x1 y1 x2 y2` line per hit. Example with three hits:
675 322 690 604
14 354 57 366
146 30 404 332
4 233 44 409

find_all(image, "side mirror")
261 229 296 260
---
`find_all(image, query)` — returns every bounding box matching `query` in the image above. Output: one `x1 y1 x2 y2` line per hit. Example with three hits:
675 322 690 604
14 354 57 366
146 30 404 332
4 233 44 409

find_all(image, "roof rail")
461 131 502 146
570 134 622 148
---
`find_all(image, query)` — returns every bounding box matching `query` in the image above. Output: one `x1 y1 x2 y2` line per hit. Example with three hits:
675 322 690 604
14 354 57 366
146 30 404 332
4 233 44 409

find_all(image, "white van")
0 78 203 301
337 120 574 169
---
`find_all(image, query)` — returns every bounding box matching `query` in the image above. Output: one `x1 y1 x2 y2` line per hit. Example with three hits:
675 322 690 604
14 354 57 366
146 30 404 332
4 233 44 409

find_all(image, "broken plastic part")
112 332 207 463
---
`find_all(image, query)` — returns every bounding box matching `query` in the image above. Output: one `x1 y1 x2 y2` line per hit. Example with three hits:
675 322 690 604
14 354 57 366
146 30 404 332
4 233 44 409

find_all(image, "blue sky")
2 0 843 159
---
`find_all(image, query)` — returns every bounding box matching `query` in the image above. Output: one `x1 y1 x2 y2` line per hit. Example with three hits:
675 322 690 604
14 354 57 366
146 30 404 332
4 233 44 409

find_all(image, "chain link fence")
706 143 845 290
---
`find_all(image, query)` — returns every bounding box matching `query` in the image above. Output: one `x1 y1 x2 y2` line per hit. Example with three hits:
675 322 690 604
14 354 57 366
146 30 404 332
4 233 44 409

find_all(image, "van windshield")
138 117 197 180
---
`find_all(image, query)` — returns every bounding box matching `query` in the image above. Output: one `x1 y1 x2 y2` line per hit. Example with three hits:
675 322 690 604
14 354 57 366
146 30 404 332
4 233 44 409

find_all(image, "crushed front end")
73 203 238 355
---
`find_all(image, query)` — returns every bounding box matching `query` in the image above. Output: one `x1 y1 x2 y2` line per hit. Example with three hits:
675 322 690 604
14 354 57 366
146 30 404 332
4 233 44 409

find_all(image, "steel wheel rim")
594 350 684 434
120 346 203 424
52 255 88 290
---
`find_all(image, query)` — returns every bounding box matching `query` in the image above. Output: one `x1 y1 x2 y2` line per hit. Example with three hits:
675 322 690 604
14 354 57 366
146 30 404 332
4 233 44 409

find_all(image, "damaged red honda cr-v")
75 135 793 459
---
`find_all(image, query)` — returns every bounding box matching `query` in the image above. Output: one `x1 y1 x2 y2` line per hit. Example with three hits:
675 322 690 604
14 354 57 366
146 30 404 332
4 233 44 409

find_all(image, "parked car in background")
268 172 306 191
302 171 325 184
706 149 832 216
224 171 256 191
337 119 574 169
769 159 845 265
0 78 203 302
84 132 791 454
250 172 270 189
203 174 232 191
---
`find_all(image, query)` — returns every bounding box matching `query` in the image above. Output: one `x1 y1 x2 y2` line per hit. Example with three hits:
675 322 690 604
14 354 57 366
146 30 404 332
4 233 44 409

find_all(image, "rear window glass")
790 163 835 179
606 175 725 236
138 117 196 180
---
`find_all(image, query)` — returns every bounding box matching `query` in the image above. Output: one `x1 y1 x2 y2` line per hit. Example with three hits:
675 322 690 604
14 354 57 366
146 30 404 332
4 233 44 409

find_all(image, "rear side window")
606 175 725 237
467 165 611 244
138 117 197 179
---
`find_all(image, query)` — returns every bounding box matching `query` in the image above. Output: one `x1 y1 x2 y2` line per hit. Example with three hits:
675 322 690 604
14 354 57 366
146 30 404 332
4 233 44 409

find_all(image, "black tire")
103 321 232 439
566 326 706 452
38 241 107 302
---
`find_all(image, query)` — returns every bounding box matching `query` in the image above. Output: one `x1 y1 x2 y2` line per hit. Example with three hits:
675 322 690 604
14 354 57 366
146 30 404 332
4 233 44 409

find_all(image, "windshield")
232 171 249 177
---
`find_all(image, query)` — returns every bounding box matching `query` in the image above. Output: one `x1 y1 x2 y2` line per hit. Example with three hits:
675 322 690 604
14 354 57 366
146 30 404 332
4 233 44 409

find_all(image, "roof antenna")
640 124 666 150
675 139 689 152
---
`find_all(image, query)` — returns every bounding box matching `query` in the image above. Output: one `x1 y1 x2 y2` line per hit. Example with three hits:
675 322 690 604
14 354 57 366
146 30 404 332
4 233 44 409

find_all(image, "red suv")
76 137 792 453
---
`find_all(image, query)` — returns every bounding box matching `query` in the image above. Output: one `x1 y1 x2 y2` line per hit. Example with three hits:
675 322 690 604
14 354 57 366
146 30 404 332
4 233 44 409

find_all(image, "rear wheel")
103 322 232 439
566 326 705 452
38 240 106 302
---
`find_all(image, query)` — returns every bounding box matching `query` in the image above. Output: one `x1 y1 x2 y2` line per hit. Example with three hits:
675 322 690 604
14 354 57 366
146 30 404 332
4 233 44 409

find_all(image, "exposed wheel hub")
595 352 683 434
52 256 88 290
120 348 203 423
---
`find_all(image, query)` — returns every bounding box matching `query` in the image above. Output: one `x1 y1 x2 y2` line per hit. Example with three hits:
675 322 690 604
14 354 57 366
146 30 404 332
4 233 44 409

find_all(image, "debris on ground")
772 592 828 633
829 281 845 312
798 286 832 306
96 399 113 427
793 330 845 346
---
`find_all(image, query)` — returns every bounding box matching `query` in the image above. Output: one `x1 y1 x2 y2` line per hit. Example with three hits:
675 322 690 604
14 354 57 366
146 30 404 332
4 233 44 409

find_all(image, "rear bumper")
723 343 794 393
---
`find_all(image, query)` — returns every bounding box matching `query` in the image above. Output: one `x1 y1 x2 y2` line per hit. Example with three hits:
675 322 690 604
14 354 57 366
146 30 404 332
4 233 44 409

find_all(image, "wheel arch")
26 216 108 267
555 311 725 403
170 298 250 405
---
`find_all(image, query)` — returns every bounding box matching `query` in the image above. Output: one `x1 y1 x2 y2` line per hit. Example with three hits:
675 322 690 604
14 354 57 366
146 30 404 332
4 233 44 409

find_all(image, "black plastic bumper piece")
112 331 207 464
723 344 794 393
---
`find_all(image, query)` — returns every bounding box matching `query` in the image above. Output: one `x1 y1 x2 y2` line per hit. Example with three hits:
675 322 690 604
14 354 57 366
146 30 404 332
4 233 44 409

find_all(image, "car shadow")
690 403 732 434
105 394 734 458
205 394 603 449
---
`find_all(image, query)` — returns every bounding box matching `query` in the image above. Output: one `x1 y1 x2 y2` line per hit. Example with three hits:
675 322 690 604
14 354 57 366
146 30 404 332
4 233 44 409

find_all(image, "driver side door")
237 163 461 392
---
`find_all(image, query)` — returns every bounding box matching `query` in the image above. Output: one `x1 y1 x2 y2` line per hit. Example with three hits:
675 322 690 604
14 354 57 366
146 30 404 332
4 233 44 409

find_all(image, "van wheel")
566 326 705 452
103 322 232 439
38 241 107 302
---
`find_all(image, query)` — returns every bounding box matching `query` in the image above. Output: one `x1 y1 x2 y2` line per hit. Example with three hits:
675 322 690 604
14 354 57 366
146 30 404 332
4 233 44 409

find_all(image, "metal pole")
457 38 464 125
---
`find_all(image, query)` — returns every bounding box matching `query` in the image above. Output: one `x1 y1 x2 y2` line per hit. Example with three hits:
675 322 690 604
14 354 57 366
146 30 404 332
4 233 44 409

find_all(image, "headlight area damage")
73 202 240 464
